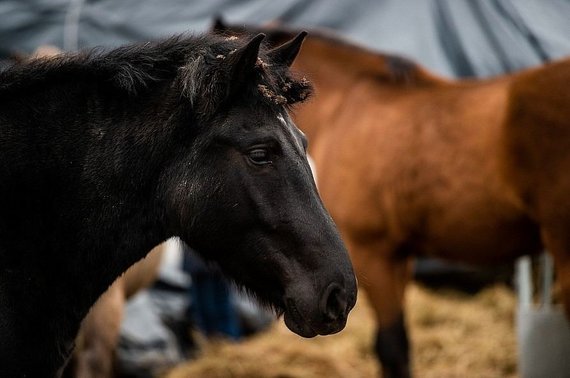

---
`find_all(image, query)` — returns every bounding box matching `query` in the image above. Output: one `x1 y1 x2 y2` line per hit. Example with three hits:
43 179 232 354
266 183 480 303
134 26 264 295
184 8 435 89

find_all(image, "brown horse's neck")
289 33 448 142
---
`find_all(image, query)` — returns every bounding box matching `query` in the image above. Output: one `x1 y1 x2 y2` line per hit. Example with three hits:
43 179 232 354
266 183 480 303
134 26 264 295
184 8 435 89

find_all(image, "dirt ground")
165 284 518 378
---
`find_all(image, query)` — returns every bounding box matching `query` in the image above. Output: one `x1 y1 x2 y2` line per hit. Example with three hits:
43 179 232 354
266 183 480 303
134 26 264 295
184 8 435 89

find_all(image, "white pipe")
517 256 532 309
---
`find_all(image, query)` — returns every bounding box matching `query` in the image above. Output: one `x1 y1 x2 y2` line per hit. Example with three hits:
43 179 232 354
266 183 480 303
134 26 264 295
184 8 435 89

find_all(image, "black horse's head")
162 33 356 337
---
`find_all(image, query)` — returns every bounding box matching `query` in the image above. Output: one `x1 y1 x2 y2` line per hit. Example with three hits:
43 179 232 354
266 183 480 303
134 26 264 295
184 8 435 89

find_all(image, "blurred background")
2 0 570 76
1 1 569 377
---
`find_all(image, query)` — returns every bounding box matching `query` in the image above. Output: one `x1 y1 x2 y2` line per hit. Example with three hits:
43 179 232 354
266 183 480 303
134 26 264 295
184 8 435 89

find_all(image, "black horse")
0 32 357 377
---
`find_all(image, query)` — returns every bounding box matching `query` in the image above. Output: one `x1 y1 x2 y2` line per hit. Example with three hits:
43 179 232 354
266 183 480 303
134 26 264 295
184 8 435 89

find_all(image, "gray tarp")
0 0 569 77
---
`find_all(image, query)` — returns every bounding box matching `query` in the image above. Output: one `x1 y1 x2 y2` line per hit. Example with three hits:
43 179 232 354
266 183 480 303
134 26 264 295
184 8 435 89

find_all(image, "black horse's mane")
0 35 197 94
0 33 312 111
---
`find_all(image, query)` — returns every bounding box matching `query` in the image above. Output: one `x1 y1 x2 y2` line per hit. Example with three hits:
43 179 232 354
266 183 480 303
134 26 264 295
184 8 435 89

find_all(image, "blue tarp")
1 0 569 77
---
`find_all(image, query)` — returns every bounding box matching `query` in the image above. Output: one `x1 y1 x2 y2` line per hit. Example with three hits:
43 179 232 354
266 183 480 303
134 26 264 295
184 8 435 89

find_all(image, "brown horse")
214 21 570 377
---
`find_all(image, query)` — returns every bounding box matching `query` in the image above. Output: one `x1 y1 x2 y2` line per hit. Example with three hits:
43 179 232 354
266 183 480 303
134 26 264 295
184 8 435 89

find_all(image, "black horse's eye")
248 148 272 165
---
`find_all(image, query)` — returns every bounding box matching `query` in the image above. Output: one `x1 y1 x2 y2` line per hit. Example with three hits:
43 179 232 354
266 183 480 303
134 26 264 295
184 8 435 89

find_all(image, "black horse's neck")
13 78 180 276
0 66 184 375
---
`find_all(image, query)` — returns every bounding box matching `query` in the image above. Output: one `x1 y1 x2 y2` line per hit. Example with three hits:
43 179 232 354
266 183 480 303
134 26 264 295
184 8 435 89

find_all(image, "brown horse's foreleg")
349 238 413 378
73 279 126 378
375 311 410 378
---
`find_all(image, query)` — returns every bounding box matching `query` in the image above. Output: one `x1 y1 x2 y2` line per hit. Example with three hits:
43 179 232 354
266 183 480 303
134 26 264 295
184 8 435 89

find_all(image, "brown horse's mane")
297 27 445 86
216 22 447 87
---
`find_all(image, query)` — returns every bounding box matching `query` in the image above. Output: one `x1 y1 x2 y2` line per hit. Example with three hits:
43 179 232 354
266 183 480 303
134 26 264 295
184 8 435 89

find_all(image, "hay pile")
165 284 517 378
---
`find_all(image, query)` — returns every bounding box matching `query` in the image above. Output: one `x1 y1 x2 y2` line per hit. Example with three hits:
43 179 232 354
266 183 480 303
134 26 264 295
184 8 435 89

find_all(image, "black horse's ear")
268 31 307 67
212 16 228 32
225 33 265 91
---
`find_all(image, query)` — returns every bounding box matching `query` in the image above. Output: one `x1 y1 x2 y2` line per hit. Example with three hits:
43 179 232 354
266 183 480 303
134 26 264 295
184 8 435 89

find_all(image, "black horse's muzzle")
283 276 357 338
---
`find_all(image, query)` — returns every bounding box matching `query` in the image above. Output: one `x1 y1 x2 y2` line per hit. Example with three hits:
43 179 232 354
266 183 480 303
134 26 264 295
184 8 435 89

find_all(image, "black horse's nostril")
321 282 348 322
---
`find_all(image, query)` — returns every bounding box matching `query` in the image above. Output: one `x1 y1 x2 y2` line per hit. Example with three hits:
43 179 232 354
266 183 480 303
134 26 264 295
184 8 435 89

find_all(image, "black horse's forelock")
0 33 313 114
173 38 313 116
